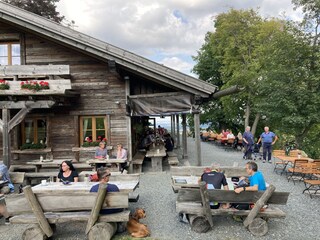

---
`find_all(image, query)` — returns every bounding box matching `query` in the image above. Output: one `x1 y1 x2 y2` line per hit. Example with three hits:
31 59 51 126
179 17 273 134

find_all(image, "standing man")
257 126 278 163
242 126 254 160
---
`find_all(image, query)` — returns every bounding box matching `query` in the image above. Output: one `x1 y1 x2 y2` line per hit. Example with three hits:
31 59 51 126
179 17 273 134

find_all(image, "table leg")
151 157 162 172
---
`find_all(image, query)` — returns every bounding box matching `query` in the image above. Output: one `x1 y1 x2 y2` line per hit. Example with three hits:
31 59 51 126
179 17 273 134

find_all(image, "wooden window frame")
21 117 48 145
0 41 21 65
79 116 108 145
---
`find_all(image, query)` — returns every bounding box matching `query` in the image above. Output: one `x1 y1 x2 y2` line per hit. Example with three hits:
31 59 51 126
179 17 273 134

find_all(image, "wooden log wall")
0 23 129 161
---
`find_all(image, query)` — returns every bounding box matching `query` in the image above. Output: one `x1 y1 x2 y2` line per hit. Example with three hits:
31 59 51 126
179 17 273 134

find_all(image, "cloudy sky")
56 0 301 77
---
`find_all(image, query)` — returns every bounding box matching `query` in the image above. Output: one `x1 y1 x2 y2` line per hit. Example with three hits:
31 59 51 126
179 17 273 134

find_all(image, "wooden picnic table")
26 160 93 172
32 180 139 194
145 145 166 172
26 159 69 172
87 158 127 171
78 171 139 181
275 155 314 175
171 176 236 190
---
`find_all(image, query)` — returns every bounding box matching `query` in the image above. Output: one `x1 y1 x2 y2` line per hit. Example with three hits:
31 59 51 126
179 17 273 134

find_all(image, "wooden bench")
24 172 58 185
176 183 289 236
9 164 37 173
167 151 177 157
168 156 179 166
5 184 129 240
132 152 145 174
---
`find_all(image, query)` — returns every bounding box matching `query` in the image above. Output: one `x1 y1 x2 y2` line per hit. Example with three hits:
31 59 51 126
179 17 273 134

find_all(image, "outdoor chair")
287 159 309 184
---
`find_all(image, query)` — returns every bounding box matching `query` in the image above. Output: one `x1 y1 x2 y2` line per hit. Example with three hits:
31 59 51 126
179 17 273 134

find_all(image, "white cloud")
56 0 300 77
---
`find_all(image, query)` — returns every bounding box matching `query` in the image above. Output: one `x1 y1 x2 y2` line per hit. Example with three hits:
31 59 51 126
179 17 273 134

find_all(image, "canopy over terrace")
128 91 205 165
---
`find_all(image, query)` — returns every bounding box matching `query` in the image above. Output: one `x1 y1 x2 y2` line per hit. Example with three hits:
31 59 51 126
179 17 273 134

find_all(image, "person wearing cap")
90 167 122 214
199 163 229 209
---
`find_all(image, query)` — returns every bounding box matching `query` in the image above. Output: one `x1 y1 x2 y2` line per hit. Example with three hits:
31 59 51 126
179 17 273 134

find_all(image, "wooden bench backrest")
171 166 248 178
9 172 25 184
6 191 128 215
177 188 289 205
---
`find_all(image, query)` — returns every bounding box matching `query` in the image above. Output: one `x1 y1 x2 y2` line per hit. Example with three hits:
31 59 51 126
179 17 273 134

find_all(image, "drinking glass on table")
48 176 54 185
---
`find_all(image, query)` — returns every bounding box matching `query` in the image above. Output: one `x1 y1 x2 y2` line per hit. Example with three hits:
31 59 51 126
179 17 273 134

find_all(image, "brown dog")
127 208 150 238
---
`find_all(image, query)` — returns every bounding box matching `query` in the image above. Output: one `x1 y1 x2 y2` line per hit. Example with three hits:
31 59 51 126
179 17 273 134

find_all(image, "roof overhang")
0 2 217 98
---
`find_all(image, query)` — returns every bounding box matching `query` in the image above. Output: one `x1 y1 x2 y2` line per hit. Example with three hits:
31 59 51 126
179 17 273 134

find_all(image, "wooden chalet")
0 2 218 168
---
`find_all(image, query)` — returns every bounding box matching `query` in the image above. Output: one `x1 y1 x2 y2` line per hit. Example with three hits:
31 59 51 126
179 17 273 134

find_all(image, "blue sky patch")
173 10 188 24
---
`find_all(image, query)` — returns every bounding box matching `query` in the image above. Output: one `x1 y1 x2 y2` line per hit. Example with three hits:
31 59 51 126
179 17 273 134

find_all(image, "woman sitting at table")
117 143 128 173
57 161 79 182
95 141 108 159
95 141 108 169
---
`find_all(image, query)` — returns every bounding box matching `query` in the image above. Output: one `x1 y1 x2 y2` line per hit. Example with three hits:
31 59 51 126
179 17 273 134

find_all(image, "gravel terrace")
1 137 319 240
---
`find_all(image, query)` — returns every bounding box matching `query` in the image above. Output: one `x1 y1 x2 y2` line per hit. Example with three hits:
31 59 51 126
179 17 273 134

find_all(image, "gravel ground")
1 137 319 240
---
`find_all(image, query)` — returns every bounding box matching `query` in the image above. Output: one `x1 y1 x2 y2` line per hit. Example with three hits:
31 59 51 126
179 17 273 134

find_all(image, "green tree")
193 9 283 136
2 0 64 23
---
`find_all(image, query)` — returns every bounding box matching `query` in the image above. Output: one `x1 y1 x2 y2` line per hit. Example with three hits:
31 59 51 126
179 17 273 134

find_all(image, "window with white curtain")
80 116 108 145
0 42 20 65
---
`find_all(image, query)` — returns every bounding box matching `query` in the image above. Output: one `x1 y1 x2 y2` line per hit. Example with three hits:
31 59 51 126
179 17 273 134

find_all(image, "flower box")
0 79 10 90
20 80 49 91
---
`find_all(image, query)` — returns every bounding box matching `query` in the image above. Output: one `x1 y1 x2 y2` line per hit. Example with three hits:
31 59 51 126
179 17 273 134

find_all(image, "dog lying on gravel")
127 208 150 238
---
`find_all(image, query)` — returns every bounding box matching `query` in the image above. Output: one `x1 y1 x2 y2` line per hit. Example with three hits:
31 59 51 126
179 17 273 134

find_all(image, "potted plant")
0 79 9 90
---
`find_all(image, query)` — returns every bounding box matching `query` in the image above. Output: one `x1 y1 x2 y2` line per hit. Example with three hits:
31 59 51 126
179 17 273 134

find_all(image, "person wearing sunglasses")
89 167 122 214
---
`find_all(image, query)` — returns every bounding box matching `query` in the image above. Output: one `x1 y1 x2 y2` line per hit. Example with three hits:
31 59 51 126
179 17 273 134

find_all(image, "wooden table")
26 159 68 172
26 160 93 172
24 172 58 185
146 146 166 172
171 176 236 191
78 171 140 181
32 181 139 194
87 158 127 170
275 155 314 174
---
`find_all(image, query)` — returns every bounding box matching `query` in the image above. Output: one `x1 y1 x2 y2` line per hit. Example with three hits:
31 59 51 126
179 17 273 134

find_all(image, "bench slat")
176 202 286 218
6 192 128 215
177 189 289 205
9 210 130 224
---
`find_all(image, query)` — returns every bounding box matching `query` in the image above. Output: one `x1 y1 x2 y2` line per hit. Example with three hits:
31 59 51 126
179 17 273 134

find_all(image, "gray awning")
128 92 194 116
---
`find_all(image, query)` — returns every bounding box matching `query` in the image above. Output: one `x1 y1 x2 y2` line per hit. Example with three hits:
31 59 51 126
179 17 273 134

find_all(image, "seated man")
200 164 229 209
0 163 14 194
164 134 174 152
235 161 266 194
90 167 123 214
233 161 266 215
0 162 13 224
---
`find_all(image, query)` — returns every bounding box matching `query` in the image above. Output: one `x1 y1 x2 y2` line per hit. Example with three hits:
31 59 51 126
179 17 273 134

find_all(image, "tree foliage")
193 5 320 157
2 0 64 23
